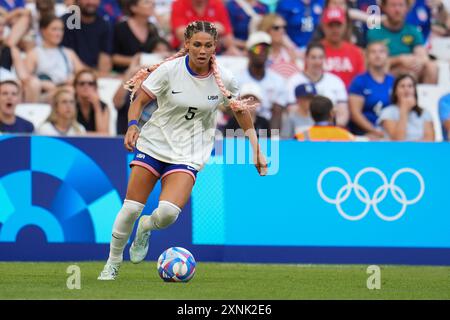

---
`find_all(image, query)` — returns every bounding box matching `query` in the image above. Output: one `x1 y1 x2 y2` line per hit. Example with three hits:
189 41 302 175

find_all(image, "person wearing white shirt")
287 42 349 127
236 31 288 130
98 21 268 281
37 88 86 136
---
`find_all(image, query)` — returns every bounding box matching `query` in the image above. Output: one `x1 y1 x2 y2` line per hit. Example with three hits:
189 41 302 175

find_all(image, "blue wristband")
128 120 139 128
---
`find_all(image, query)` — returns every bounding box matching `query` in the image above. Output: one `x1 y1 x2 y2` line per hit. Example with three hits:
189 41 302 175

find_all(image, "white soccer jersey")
138 56 239 171
286 72 348 106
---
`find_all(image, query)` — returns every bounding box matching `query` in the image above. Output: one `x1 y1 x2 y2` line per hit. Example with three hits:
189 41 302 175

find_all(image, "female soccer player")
98 21 268 280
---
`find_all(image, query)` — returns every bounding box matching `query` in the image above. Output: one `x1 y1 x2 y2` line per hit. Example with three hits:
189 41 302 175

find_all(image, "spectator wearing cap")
275 0 325 50
281 83 316 139
170 0 241 55
236 31 288 130
438 92 450 141
321 6 365 88
367 0 438 84
0 80 34 133
222 82 271 138
311 0 368 48
61 0 113 75
287 42 349 127
348 41 395 138
295 95 355 141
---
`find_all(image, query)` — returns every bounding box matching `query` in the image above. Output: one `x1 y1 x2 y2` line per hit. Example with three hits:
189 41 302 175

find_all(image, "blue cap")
295 83 317 98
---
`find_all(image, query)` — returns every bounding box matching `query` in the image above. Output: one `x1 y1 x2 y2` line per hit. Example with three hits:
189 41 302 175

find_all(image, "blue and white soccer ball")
157 247 196 282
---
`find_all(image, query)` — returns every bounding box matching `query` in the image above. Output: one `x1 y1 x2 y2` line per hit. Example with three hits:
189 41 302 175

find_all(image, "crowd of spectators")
0 0 449 141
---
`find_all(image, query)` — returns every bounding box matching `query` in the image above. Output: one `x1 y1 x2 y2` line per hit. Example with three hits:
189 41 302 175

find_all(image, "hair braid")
125 20 257 112
210 55 258 112
124 48 188 102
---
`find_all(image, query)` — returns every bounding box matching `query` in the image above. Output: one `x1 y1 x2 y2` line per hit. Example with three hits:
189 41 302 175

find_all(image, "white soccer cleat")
129 216 151 264
97 262 120 280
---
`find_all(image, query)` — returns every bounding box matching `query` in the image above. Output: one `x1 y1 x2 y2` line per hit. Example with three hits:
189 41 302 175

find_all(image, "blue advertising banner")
194 141 450 250
0 135 449 265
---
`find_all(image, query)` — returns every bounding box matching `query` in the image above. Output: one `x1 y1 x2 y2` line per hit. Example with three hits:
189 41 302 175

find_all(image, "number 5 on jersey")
185 107 198 120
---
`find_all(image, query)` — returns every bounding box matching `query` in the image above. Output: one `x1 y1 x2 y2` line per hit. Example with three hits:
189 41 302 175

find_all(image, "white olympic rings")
317 167 425 221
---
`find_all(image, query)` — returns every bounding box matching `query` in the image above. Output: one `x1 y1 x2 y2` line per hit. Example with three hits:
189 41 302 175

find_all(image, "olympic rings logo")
317 167 425 221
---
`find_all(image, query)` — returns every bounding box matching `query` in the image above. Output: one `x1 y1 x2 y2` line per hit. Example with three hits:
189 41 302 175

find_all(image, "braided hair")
125 21 256 112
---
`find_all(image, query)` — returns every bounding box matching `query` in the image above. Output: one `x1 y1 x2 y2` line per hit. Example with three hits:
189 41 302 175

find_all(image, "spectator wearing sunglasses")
74 69 110 135
257 13 300 80
236 31 288 130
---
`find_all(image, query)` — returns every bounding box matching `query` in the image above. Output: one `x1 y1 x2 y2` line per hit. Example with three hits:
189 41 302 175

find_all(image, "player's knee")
123 199 145 221
153 200 181 229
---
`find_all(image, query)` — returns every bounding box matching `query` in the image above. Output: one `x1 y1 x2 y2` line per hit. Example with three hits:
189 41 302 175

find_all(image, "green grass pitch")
0 262 449 300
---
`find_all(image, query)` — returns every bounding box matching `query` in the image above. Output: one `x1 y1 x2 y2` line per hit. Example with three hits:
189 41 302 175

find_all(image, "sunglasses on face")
76 81 96 87
250 44 270 55
271 25 286 31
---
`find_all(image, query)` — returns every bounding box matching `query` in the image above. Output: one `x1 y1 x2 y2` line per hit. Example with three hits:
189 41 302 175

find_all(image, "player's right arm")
124 91 153 151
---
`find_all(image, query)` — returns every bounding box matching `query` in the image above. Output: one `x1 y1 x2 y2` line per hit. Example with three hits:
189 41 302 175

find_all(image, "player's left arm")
232 109 268 176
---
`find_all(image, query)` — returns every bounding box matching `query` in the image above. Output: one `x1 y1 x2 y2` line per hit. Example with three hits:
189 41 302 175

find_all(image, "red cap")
322 7 346 24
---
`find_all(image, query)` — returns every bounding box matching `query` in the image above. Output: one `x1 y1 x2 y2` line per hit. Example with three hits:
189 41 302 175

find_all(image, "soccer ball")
157 247 196 282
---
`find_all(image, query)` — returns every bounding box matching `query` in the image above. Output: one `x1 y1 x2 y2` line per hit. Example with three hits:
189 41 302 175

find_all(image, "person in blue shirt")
0 80 34 134
0 0 24 11
97 0 124 25
276 0 325 49
406 0 432 42
438 93 450 141
348 41 394 138
226 0 269 50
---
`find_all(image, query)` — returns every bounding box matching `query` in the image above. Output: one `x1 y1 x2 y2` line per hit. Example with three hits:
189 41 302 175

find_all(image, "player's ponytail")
124 48 188 102
210 55 258 112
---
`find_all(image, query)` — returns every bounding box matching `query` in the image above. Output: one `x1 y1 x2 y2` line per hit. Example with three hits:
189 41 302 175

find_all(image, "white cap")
246 31 272 50
239 82 263 102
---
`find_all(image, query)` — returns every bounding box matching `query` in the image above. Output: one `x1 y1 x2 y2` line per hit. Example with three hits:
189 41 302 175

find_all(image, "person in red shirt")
321 7 365 88
170 0 241 55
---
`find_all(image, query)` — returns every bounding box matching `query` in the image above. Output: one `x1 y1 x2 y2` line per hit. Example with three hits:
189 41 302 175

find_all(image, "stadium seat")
97 77 122 136
15 103 51 129
215 56 248 76
437 60 450 87
430 37 450 61
417 84 449 142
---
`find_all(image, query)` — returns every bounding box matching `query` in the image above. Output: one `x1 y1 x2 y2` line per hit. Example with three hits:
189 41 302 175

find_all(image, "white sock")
142 200 181 232
107 199 144 264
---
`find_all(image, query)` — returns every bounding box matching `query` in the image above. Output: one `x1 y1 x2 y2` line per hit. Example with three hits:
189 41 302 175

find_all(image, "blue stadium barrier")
0 135 449 265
